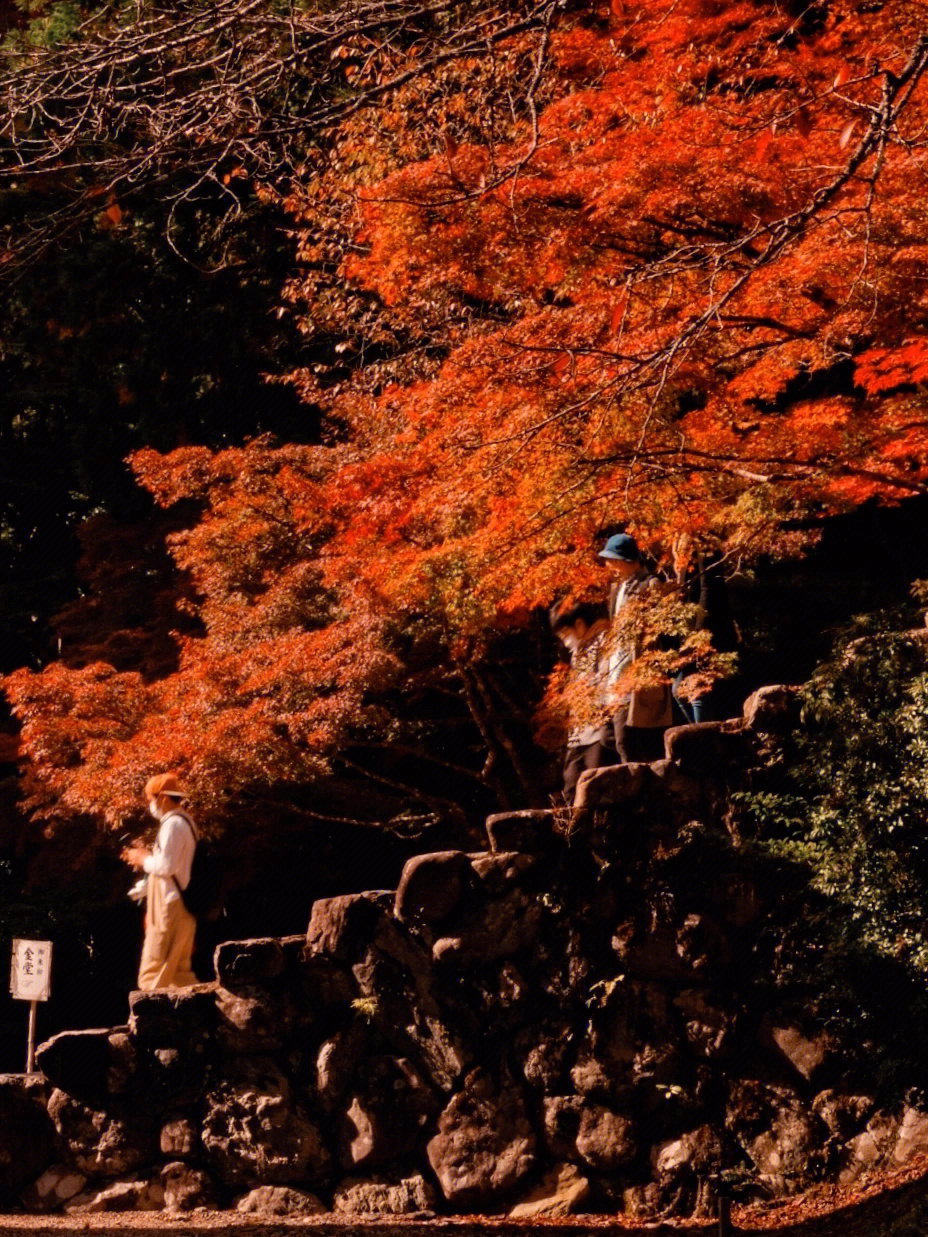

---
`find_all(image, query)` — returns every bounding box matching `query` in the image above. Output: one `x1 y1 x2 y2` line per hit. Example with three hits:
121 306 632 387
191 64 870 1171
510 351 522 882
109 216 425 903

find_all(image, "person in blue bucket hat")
599 533 641 564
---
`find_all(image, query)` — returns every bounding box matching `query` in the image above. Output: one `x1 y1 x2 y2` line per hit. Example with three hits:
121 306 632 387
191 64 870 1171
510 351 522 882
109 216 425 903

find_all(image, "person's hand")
122 843 149 871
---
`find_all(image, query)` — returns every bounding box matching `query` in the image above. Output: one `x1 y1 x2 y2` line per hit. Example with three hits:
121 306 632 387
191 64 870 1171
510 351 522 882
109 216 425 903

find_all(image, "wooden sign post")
10 939 52 1074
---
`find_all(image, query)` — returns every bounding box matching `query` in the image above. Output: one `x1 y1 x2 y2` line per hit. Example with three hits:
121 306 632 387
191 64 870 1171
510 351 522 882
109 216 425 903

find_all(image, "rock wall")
4 686 928 1226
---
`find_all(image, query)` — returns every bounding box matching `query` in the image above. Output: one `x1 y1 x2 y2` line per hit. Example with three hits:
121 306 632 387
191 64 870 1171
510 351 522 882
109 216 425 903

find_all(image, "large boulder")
333 1174 436 1215
726 1081 817 1195
486 811 557 854
201 1057 331 1188
570 1048 624 1102
622 1182 665 1217
0 1075 56 1199
215 985 295 1055
567 981 645 1101
839 1111 898 1184
214 938 286 990
128 984 217 1049
812 1090 873 1141
313 1023 368 1113
350 938 469 1093
543 1097 637 1171
648 759 703 806
762 1020 833 1084
138 1042 210 1113
426 1068 536 1207
663 721 746 776
394 851 472 924
838 1106 928 1183
745 1107 818 1195
105 1030 139 1099
306 893 391 962
33 1028 139 1114
892 1105 928 1164
651 1125 725 1213
294 953 357 1012
469 851 536 893
432 888 542 967
742 685 800 734
314 1023 369 1113
236 1185 326 1215
509 1162 591 1218
66 1176 164 1213
336 1055 439 1170
576 1105 638 1172
160 1162 217 1211
35 1028 118 1111
521 1025 572 1094
581 759 702 817
159 1117 199 1159
311 889 469 1094
47 1088 154 1180
21 1165 88 1213
574 762 647 810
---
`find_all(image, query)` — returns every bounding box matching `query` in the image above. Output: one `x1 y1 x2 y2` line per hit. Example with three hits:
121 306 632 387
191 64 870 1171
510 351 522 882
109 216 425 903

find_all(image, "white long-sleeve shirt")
143 811 195 903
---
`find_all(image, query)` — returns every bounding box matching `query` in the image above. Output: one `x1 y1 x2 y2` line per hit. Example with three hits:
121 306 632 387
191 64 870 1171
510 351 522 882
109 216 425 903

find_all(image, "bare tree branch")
0 0 556 272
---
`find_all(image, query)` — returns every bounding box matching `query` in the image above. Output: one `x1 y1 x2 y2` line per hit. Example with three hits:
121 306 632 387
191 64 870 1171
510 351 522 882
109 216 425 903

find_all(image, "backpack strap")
165 809 197 843
162 809 197 897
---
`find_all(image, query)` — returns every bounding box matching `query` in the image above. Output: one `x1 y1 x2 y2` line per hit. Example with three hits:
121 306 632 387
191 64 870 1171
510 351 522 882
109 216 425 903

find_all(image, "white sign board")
10 939 52 1002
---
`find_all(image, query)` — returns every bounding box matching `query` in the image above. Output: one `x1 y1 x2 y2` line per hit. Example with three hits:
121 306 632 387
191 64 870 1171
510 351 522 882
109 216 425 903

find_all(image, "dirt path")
1 1156 927 1237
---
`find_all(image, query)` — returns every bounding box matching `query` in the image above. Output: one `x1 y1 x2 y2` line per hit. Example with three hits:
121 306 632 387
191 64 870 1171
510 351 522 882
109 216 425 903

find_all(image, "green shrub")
740 589 928 976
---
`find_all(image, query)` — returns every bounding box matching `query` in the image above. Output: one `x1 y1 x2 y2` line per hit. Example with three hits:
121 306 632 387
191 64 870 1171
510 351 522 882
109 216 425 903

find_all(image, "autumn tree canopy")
6 0 928 852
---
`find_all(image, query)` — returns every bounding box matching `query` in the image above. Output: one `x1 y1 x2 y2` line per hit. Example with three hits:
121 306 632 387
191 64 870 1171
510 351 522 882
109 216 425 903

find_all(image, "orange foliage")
856 338 928 394
7 0 928 831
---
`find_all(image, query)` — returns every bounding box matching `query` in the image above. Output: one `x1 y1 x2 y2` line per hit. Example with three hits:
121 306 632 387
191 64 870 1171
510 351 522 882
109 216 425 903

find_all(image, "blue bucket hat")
598 533 641 562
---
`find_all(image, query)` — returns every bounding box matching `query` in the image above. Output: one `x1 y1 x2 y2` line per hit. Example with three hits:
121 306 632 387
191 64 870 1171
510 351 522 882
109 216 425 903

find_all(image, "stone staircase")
1 687 928 1230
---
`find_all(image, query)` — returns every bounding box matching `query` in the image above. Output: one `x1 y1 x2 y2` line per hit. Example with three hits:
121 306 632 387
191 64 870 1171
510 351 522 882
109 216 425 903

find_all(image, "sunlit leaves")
856 338 928 395
7 0 928 836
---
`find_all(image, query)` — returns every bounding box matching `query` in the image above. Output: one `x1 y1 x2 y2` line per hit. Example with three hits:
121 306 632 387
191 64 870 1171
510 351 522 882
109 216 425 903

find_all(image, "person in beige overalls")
124 773 198 990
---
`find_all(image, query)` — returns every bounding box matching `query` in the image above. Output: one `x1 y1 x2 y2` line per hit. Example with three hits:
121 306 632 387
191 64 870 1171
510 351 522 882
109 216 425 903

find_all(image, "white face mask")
148 799 161 820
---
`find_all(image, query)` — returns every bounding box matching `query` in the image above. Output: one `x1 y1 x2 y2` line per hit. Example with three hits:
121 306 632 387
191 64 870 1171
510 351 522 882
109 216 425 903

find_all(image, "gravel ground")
2 1160 928 1237
0 1220 713 1237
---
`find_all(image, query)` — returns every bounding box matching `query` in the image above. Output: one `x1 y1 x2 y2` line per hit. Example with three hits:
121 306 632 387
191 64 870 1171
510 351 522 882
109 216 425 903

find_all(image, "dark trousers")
613 705 667 764
563 740 620 803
